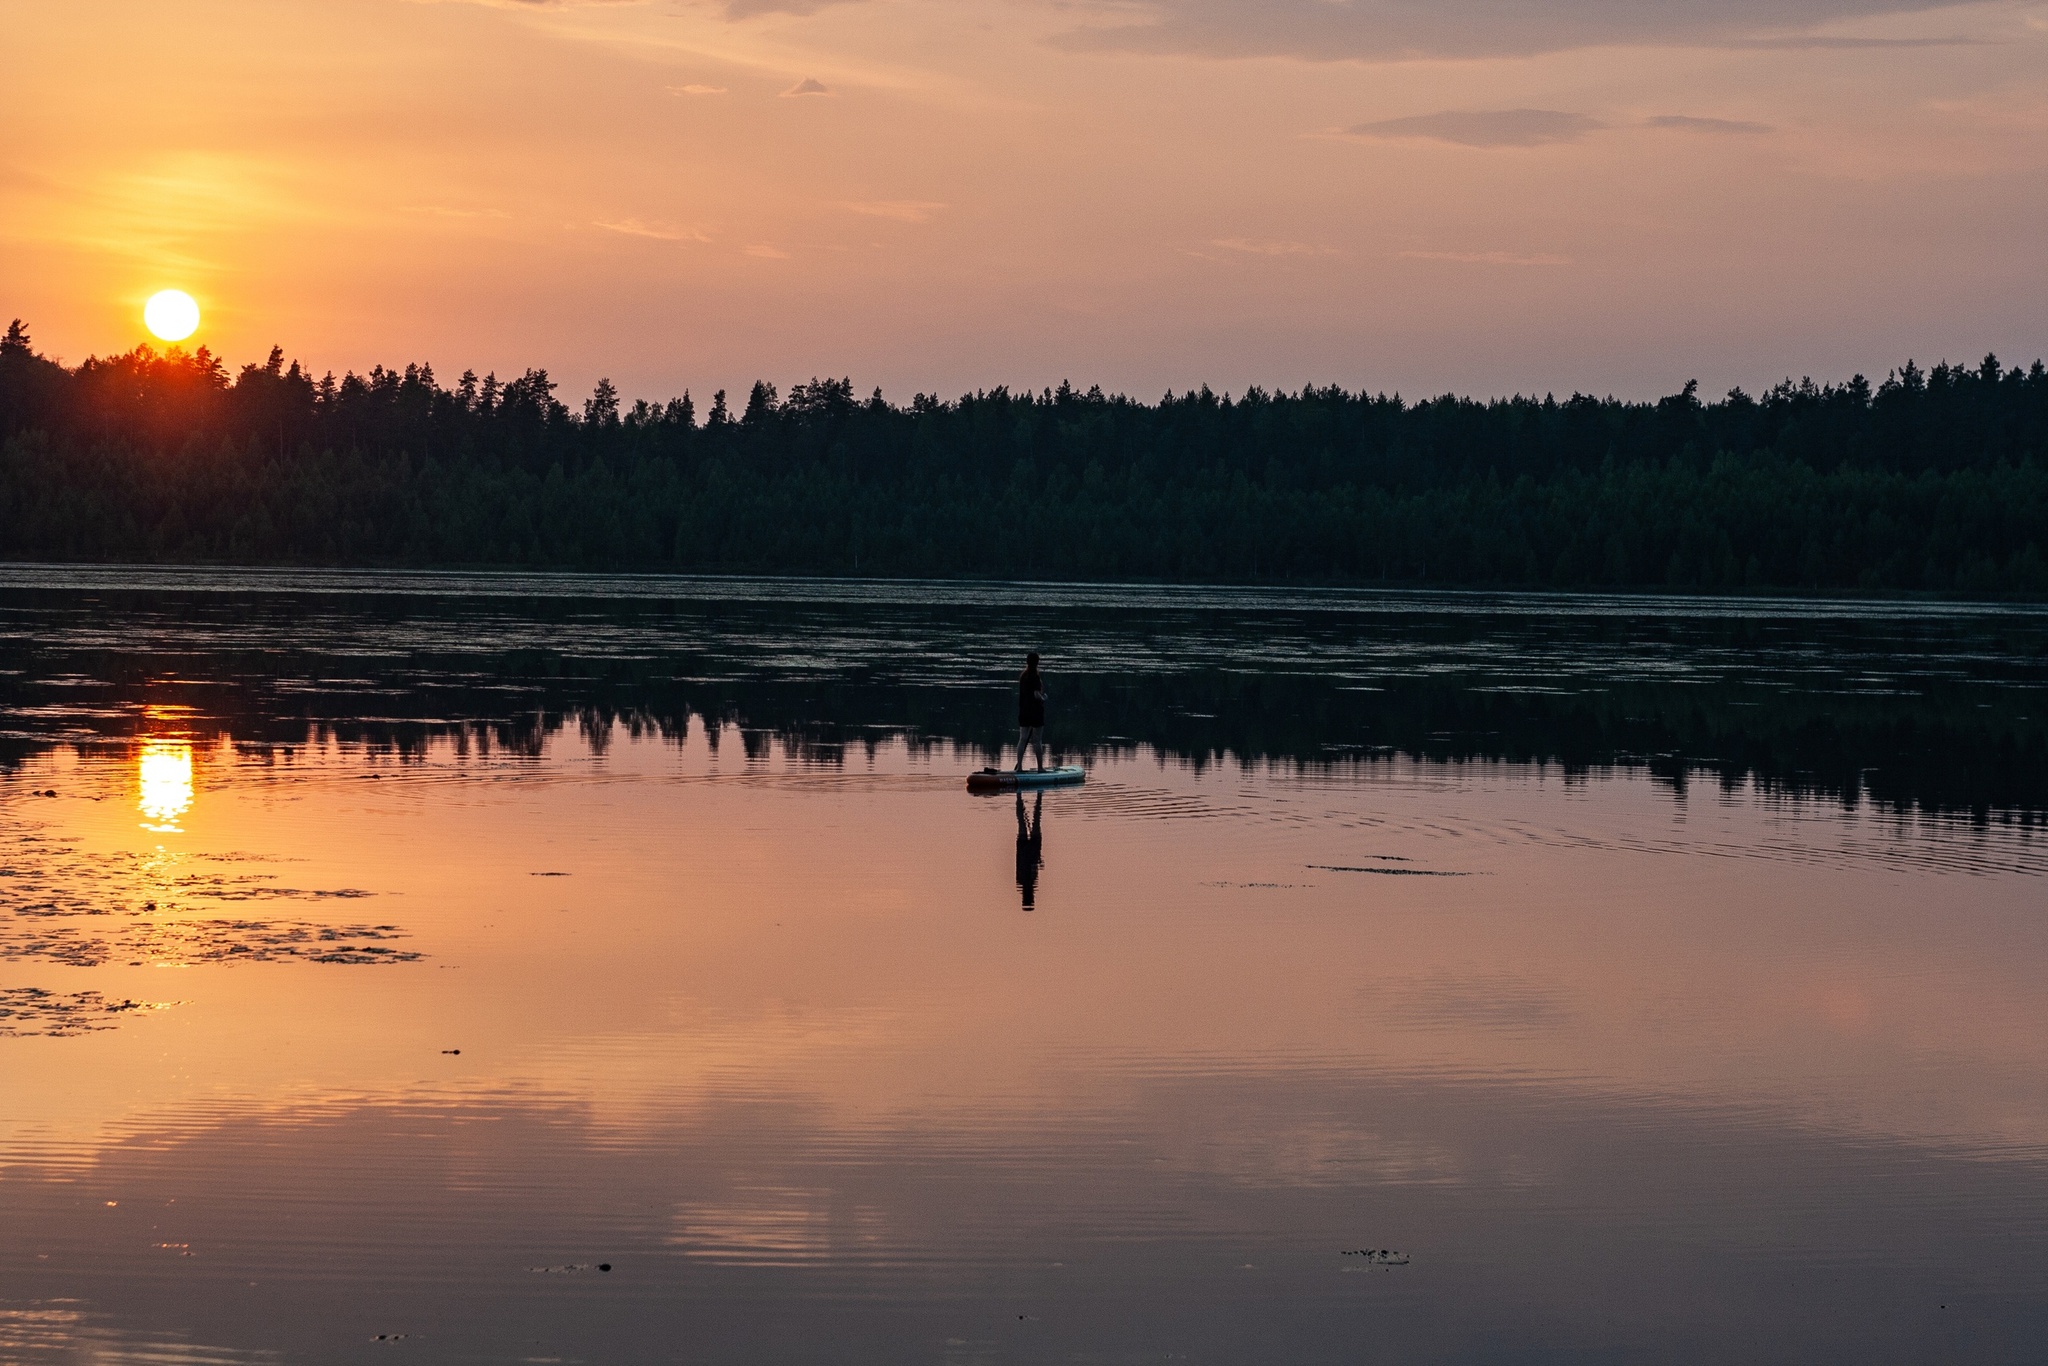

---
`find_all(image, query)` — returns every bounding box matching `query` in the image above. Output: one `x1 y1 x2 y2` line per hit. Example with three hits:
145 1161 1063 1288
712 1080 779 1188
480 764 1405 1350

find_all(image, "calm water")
2 566 2047 1364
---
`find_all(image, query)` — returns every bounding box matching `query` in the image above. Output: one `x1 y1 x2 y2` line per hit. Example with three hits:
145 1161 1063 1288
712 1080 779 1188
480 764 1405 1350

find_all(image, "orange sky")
3 0 2044 404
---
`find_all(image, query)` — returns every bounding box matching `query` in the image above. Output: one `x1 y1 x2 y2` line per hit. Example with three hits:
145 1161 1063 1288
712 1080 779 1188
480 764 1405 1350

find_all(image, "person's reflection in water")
1015 791 1044 911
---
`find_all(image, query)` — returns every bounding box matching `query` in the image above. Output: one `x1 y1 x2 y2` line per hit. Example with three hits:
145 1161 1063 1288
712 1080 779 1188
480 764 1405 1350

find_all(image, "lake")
2 565 2046 1364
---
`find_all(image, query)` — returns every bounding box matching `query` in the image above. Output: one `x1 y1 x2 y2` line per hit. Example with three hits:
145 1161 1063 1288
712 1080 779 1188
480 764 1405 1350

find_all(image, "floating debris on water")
0 987 176 1037
0 831 422 972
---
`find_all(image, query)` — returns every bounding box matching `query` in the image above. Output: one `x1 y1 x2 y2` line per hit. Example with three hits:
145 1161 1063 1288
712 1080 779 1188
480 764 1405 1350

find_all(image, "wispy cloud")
418 0 851 13
1644 114 1774 134
667 84 728 96
1717 32 1977 48
1210 237 1337 257
781 77 831 97
1048 0 1956 62
721 0 854 16
1401 249 1572 266
744 243 791 258
417 0 641 8
595 218 709 242
842 200 947 223
1344 109 1603 149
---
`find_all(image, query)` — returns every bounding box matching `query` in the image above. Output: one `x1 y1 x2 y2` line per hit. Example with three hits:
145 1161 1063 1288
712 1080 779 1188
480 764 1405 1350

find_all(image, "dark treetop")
3 319 2045 595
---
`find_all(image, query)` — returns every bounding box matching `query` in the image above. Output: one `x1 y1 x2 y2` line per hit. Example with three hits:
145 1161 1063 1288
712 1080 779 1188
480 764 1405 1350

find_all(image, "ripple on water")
0 825 423 979
0 1303 277 1365
1057 782 1259 823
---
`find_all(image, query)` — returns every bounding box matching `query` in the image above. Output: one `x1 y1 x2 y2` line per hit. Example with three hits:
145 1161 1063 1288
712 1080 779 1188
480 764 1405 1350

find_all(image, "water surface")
2 567 2046 1363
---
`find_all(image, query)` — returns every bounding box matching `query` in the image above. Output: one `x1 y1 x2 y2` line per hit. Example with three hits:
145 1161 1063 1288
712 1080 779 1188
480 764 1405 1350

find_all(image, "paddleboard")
966 765 1085 792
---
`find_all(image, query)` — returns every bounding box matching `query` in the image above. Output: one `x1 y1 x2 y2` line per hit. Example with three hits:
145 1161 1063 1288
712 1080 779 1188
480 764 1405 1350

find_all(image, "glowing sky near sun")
1 0 2044 403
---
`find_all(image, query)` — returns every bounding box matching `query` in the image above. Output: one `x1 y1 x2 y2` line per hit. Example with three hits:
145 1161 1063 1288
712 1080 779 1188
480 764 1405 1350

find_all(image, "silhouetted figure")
1016 651 1048 771
1015 791 1044 910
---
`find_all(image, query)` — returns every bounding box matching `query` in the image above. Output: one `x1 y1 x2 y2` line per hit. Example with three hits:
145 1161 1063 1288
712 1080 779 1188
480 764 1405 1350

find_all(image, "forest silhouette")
3 320 2045 595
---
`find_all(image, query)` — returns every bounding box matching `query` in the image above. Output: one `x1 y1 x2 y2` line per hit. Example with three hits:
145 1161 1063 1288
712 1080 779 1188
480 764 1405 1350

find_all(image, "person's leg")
1014 727 1028 770
1033 730 1047 770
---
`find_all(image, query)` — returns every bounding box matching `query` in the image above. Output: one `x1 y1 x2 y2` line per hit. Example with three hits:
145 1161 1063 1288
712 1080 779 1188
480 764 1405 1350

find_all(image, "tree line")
3 319 2045 595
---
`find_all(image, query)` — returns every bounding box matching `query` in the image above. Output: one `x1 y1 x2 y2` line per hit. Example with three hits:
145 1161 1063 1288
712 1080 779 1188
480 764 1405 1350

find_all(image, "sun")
144 289 201 343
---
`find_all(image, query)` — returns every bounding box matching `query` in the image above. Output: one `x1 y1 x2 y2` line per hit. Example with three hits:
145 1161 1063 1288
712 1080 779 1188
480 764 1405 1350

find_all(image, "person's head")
1025 651 1040 671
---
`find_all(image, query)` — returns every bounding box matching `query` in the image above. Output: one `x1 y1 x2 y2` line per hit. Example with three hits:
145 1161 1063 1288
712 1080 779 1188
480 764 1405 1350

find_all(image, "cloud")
1210 237 1337 257
721 0 852 15
667 84 728 96
781 77 832 97
1343 109 1602 148
842 200 947 223
1718 32 1976 47
430 0 850 12
595 218 709 242
423 0 869 19
1049 0 1956 62
744 243 791 258
421 0 640 7
1644 114 1773 134
1401 249 1572 265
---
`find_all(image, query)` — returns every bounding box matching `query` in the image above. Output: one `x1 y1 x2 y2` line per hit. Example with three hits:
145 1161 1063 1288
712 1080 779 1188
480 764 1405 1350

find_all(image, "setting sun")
143 289 200 343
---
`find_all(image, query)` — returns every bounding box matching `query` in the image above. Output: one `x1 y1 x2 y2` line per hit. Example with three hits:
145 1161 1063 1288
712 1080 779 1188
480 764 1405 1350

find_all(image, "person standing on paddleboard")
1016 652 1048 771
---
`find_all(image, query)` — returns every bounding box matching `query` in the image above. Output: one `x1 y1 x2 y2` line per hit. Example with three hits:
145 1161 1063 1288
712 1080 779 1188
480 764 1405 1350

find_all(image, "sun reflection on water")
138 740 194 832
